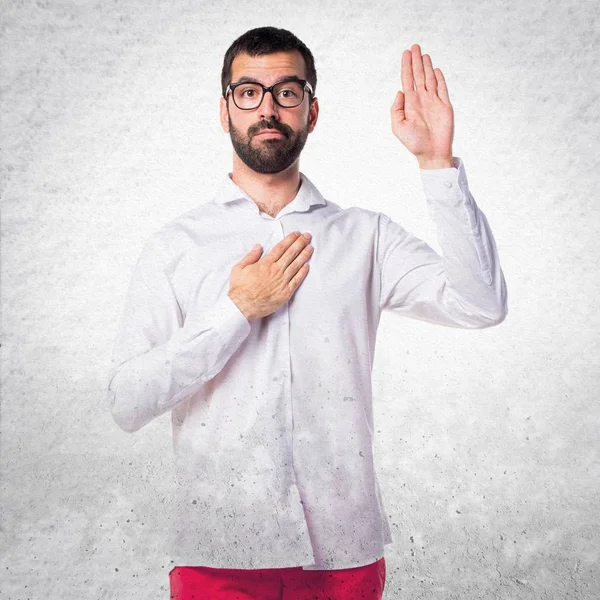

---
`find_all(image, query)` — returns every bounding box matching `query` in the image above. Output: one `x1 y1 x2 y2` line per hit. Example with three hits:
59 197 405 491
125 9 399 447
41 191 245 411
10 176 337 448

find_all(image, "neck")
230 153 302 217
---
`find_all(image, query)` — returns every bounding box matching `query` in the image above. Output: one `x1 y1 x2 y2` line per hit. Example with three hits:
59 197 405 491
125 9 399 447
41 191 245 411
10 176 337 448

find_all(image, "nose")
258 89 280 121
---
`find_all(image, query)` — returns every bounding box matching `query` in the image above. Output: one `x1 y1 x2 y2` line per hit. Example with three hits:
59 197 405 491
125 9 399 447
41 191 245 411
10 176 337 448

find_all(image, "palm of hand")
391 44 455 162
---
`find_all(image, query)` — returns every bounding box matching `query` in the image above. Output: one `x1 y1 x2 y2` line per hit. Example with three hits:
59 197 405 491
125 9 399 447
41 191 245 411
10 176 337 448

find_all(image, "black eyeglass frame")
224 77 315 110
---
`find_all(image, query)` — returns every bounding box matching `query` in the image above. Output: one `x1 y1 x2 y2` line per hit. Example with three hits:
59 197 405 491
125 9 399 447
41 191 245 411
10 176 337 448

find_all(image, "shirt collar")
213 172 327 216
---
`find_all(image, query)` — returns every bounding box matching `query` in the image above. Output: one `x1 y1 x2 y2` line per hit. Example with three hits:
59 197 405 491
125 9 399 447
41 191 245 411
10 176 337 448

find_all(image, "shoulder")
321 198 383 225
135 200 221 273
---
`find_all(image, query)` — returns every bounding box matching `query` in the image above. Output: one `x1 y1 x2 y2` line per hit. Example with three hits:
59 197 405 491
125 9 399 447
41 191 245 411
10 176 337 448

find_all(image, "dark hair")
221 26 317 98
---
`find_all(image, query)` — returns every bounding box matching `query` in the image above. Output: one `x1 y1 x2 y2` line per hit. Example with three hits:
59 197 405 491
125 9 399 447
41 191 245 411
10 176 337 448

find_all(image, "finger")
391 90 405 122
285 245 314 282
401 49 414 93
266 231 302 263
411 44 426 91
236 244 263 267
422 54 437 93
434 68 450 103
278 234 311 272
288 262 310 294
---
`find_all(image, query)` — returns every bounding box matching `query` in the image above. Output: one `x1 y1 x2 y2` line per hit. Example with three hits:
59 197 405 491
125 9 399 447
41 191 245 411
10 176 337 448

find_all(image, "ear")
220 96 230 133
307 97 319 133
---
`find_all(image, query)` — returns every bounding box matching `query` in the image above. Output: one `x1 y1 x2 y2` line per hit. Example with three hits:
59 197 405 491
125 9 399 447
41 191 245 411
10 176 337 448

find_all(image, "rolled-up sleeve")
377 156 508 329
107 237 251 433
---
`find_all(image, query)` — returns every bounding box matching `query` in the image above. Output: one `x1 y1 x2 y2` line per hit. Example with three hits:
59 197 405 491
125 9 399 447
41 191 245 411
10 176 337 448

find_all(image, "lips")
255 129 285 138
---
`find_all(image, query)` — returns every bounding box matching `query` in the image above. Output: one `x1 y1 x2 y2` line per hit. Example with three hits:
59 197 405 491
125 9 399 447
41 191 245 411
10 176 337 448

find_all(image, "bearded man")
108 25 507 600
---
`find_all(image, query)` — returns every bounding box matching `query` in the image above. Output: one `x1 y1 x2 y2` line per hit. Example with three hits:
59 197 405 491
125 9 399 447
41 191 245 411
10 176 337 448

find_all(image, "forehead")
230 50 307 84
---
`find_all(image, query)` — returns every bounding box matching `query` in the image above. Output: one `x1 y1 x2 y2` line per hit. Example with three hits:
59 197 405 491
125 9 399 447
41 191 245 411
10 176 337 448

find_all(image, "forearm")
420 159 507 326
108 294 251 433
379 156 508 329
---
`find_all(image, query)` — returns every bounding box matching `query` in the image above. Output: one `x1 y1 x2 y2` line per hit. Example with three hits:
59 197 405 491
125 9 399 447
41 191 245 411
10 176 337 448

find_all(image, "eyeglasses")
225 78 314 110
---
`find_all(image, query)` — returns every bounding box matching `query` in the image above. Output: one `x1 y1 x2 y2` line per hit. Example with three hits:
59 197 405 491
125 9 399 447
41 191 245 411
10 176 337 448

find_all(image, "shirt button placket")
278 221 296 480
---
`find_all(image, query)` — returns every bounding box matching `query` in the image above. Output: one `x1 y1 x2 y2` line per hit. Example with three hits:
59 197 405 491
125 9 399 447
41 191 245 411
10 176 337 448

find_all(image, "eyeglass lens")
233 81 305 109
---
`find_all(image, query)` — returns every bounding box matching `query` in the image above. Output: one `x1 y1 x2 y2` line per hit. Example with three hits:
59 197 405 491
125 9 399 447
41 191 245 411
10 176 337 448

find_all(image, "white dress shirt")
108 157 507 570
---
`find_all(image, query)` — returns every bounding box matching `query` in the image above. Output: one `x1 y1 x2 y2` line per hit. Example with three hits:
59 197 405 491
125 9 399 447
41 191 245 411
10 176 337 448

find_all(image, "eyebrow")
235 75 302 85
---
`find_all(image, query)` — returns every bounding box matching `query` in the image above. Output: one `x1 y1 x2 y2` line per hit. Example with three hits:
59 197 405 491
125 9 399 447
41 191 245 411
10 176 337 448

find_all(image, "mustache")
249 120 291 138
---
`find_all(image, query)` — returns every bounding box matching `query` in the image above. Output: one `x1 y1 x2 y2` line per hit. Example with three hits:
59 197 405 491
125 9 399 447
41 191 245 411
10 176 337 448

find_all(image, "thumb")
237 243 262 267
391 91 405 120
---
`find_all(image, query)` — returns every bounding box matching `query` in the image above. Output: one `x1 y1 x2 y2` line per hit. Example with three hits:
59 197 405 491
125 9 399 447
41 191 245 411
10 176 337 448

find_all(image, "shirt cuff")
419 156 471 207
183 292 252 347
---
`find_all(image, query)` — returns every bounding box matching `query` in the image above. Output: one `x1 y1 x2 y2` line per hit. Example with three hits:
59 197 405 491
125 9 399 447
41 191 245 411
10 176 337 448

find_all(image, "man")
108 26 507 600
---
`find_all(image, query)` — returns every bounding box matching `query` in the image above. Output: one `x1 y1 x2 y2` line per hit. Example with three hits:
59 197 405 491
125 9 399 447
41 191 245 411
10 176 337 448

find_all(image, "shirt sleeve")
377 156 508 328
107 236 252 433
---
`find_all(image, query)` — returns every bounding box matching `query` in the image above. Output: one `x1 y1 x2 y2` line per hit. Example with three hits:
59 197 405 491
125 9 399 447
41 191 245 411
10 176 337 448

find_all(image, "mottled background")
1 0 599 598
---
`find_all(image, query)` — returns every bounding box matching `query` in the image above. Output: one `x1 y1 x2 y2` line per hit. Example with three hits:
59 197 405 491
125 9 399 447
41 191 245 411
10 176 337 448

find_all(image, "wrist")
228 291 253 322
227 291 254 322
417 156 454 169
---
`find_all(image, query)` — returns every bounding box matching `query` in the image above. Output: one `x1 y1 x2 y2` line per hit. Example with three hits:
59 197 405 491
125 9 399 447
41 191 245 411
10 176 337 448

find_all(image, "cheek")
234 115 256 133
290 112 310 131
227 117 243 137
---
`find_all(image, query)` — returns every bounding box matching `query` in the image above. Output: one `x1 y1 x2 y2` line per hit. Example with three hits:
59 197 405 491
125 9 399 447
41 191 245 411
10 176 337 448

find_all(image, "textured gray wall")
2 0 598 598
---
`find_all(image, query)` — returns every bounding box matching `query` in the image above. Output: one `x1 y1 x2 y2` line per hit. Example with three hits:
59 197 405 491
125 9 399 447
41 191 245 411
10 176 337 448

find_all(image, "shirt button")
444 181 453 188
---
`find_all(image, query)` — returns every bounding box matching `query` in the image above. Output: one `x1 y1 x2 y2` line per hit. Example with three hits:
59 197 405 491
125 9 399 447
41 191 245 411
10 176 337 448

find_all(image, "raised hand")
391 44 455 169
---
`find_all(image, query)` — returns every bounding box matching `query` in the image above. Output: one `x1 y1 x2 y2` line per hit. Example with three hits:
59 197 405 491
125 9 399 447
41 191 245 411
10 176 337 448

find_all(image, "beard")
228 114 309 174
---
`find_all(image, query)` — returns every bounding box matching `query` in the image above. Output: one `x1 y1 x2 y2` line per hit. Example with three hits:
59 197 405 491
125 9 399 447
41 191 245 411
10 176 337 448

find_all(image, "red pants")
169 556 386 600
